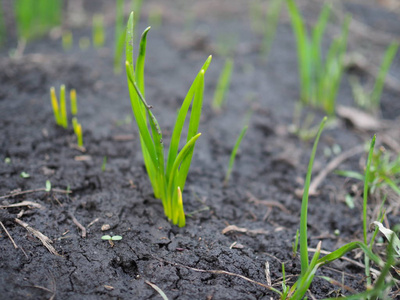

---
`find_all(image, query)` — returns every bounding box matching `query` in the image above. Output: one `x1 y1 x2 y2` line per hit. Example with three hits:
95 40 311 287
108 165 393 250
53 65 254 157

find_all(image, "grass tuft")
125 12 211 226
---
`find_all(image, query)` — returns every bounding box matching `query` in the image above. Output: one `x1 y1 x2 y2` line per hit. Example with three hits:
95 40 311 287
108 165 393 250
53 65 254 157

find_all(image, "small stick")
68 212 87 238
308 145 364 196
0 201 43 209
0 188 71 200
247 192 291 214
153 257 277 292
0 221 18 249
14 218 60 256
87 218 100 228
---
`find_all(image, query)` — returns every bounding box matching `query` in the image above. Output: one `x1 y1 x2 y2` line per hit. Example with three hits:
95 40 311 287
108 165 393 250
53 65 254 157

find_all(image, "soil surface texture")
1 0 400 299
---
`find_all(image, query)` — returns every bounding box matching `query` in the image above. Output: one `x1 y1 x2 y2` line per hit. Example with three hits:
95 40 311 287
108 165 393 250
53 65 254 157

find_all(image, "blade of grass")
299 116 327 277
212 58 234 111
224 125 248 185
166 56 212 178
370 42 399 108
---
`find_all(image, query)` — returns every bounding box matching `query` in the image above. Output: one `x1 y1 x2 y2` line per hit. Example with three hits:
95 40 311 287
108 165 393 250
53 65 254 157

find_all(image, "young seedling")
286 0 350 115
337 143 400 197
102 156 107 172
70 89 78 116
45 180 52 192
212 58 234 112
351 42 399 112
20 171 30 178
257 0 284 57
72 117 83 147
125 12 211 227
224 125 248 186
102 235 122 247
0 4 5 46
14 0 62 41
50 85 68 128
92 14 105 48
62 30 73 50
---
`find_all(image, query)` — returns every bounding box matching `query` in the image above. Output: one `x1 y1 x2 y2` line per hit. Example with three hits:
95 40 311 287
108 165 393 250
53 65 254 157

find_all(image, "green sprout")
102 156 107 172
101 235 123 241
212 58 234 112
92 14 105 48
4 157 11 164
337 143 400 197
50 85 68 128
351 42 399 112
70 89 78 116
14 0 62 42
72 117 83 147
266 119 388 299
62 30 73 50
20 171 30 178
286 0 350 115
224 125 248 186
125 12 211 227
45 180 52 192
261 0 284 57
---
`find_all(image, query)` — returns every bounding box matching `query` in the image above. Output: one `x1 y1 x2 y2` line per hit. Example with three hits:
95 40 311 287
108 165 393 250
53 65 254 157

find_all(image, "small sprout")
102 235 122 247
101 156 107 172
45 180 52 192
4 157 11 164
345 194 355 209
70 89 78 115
92 14 105 48
20 171 30 178
50 85 68 128
212 58 234 112
334 229 340 236
224 125 248 186
72 117 83 147
62 30 73 50
101 235 123 241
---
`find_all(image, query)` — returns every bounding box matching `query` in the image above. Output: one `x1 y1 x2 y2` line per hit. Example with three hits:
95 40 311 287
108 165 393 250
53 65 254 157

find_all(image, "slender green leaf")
224 125 248 185
299 116 327 276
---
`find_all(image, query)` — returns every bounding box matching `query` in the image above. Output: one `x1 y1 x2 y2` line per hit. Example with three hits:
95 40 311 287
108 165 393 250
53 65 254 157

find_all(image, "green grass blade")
126 62 158 168
212 58 234 111
370 42 399 108
311 3 331 78
260 0 284 57
316 241 382 267
60 84 68 128
299 116 327 276
176 70 205 191
335 170 364 181
363 135 376 244
114 0 125 73
286 0 310 103
135 27 151 98
166 56 212 178
224 125 248 185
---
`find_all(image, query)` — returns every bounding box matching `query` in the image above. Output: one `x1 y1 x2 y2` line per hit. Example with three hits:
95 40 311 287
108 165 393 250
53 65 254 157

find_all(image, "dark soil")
1 0 400 299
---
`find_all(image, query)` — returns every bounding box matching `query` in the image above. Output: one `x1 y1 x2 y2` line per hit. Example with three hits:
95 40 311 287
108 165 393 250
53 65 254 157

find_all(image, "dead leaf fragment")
336 105 385 131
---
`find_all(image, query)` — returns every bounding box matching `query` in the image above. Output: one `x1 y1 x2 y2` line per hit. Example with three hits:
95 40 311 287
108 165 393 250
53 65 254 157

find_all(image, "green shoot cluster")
14 0 62 42
125 12 211 227
50 86 83 147
269 119 397 299
286 0 350 115
338 143 400 197
351 42 399 112
212 58 234 112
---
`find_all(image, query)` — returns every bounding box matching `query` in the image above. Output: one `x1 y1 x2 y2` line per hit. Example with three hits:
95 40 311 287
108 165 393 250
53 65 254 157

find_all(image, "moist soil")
1 0 400 299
